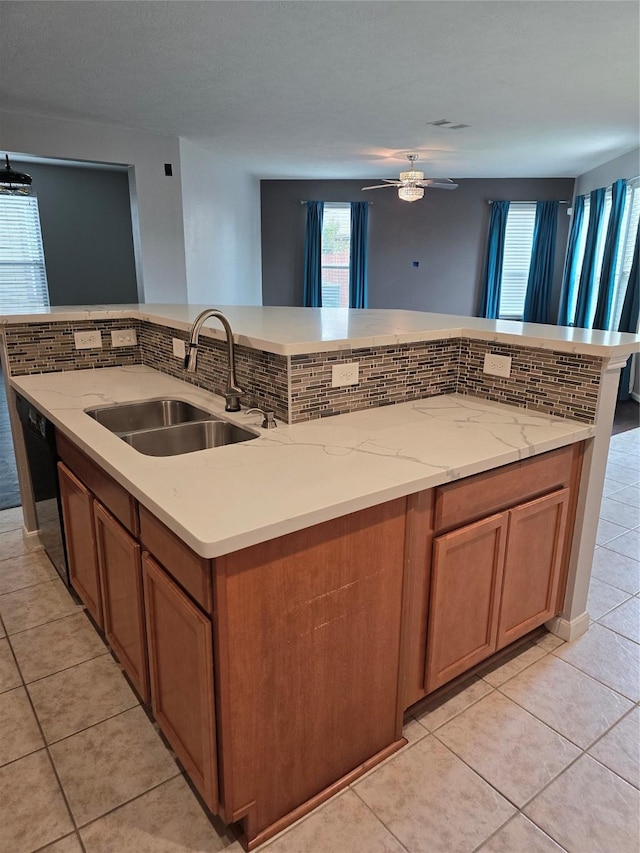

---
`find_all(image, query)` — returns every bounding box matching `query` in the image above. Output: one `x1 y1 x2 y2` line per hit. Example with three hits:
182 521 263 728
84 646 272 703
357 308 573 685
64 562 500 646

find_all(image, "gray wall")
261 177 575 318
15 159 138 305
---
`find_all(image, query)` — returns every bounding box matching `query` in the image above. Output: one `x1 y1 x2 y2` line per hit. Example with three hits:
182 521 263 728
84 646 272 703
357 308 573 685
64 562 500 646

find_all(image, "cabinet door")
142 553 218 813
425 513 507 692
94 501 149 702
57 462 103 628
497 489 569 649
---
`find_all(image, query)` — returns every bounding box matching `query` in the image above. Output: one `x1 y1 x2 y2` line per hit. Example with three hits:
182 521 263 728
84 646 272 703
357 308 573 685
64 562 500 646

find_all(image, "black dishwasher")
15 393 69 586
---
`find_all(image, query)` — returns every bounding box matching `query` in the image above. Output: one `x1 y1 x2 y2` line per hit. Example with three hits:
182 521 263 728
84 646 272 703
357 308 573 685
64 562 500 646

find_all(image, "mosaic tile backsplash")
2 318 605 425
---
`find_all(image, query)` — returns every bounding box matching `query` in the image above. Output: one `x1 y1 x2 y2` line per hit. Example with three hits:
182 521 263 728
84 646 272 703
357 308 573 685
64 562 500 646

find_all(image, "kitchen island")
1 305 638 848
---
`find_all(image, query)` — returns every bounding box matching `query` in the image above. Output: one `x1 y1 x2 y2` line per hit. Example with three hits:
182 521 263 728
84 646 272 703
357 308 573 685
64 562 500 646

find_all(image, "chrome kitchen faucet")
184 309 244 412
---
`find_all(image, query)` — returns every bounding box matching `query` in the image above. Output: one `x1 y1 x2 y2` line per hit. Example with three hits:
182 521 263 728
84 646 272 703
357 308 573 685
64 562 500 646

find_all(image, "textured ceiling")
0 1 638 179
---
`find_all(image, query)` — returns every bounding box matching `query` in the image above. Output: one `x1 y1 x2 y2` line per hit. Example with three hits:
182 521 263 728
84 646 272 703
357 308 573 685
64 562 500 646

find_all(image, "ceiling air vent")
426 119 470 129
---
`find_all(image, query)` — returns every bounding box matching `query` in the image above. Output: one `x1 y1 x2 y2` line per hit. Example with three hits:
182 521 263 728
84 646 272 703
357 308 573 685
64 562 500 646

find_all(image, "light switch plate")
74 330 102 350
483 352 512 378
110 328 137 347
172 338 186 359
331 362 359 387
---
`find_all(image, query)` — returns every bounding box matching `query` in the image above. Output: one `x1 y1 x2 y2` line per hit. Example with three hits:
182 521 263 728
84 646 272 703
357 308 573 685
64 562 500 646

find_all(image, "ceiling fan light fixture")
399 168 424 183
398 185 424 203
0 154 33 196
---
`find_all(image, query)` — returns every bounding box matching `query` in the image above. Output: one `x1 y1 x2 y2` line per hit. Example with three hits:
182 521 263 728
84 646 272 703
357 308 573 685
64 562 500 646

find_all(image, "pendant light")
0 155 33 195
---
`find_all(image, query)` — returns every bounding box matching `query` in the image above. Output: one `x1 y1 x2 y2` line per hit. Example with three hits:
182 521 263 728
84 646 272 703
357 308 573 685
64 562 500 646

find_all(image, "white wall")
0 110 188 303
179 139 262 305
575 147 640 195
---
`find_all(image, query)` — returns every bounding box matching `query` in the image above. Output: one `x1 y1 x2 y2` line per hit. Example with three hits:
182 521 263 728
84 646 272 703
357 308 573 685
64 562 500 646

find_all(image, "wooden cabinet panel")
143 553 218 812
94 502 149 702
434 444 574 532
425 513 507 693
139 505 212 612
57 462 103 629
214 499 407 844
497 489 569 649
57 432 138 535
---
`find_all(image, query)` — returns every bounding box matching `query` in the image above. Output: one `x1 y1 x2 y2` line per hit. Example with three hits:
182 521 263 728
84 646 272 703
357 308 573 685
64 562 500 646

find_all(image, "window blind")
612 179 640 330
498 202 536 319
0 194 50 313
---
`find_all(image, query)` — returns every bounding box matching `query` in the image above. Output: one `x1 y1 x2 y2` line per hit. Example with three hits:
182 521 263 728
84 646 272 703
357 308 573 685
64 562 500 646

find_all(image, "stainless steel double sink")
85 399 257 456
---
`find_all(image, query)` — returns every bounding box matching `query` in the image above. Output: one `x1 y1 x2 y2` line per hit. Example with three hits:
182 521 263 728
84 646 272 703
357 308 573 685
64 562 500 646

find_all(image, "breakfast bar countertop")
11 365 595 558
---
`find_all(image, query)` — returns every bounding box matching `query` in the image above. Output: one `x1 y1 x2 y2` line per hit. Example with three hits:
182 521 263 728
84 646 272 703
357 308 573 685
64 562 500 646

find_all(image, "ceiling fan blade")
381 179 402 185
361 184 395 190
421 179 459 190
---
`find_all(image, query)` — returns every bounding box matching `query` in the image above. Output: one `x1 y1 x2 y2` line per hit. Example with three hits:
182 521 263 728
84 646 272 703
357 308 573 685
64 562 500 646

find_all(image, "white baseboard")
545 611 590 642
630 391 639 404
21 526 45 551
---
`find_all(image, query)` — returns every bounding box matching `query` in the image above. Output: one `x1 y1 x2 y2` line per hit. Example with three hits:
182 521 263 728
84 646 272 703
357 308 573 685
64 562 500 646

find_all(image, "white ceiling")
0 1 638 180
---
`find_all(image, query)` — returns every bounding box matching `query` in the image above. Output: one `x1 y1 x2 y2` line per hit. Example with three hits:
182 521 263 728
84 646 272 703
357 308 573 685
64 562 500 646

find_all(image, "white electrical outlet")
483 352 512 378
172 338 186 359
74 330 102 350
110 328 137 347
331 362 359 387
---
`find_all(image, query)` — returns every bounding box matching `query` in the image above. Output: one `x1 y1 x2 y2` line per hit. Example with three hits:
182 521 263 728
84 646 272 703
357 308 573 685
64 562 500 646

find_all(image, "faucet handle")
246 407 277 429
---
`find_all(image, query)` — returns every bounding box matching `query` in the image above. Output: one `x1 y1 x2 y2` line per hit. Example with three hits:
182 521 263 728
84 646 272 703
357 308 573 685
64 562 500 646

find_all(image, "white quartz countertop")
2 304 639 358
11 366 595 558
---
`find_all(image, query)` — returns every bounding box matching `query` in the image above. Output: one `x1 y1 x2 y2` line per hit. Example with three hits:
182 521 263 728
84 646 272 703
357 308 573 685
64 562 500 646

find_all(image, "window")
0 194 49 312
498 202 537 319
611 178 640 330
321 203 351 308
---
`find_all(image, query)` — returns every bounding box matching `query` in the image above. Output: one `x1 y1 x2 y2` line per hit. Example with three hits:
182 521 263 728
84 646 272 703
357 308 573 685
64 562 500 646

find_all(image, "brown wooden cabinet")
142 553 218 812
94 501 149 703
425 513 507 692
424 486 571 692
57 462 103 628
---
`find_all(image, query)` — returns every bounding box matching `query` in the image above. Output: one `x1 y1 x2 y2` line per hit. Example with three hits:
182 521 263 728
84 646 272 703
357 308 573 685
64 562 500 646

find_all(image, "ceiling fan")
362 155 458 202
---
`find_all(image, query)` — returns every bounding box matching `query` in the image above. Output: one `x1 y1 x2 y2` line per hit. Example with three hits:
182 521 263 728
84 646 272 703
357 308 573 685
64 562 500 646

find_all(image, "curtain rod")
488 199 569 204
299 200 373 205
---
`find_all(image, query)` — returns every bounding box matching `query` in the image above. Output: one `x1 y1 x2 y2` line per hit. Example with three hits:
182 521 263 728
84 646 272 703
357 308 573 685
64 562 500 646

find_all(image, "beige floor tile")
499 654 633 749
609 485 640 508
600 496 640 529
0 506 24 535
10 611 108 683
354 735 515 853
28 655 139 743
436 692 580 806
605 461 640 486
478 814 565 852
553 622 640 701
596 518 628 545
414 677 493 731
525 755 640 853
0 617 4 639
591 547 640 594
80 774 238 853
481 643 547 687
0 750 74 853
0 685 44 766
259 789 403 853
0 528 36 559
40 835 84 853
598 595 640 643
589 707 640 788
587 575 632 620
603 529 640 561
402 715 429 743
534 632 565 652
0 549 58 594
0 636 21 693
50 705 180 826
0 577 82 635
602 478 627 498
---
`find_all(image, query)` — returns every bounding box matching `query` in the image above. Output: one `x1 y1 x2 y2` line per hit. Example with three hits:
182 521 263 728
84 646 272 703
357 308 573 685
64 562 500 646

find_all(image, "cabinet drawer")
434 444 576 532
56 432 138 536
139 505 212 613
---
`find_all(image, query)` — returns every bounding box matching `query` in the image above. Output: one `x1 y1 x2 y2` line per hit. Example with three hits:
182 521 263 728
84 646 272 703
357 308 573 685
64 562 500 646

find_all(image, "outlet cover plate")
110 328 137 347
172 338 186 359
483 352 512 378
331 362 359 387
74 330 102 350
